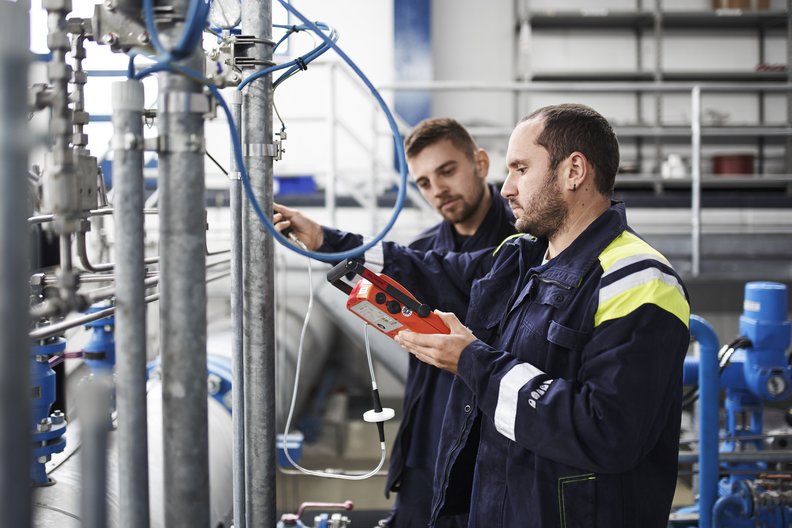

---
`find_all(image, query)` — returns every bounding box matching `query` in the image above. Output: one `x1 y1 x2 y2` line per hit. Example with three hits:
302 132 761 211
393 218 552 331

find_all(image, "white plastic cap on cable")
363 408 395 423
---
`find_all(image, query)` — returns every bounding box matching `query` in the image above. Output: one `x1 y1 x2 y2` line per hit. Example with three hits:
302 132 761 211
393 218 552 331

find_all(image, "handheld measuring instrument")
327 259 450 339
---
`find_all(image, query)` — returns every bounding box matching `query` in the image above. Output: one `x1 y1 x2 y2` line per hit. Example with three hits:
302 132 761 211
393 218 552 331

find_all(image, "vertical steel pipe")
327 63 338 226
157 3 210 525
690 315 719 528
112 79 150 528
241 0 276 525
227 87 246 528
80 375 112 528
0 1 32 526
786 0 792 173
690 86 701 278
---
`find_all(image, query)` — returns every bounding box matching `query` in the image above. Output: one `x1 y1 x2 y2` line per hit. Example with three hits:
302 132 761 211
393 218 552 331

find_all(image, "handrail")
373 79 792 278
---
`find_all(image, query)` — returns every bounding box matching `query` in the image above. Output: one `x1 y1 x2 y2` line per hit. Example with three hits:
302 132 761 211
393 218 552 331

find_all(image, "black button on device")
374 292 387 304
386 300 401 314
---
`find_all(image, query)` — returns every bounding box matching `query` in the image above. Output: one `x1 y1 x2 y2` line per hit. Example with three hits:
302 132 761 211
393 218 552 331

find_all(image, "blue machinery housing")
680 282 792 528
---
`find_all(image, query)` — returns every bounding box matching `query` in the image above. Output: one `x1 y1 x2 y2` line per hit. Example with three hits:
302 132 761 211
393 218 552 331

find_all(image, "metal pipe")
0 1 31 526
87 275 160 305
29 271 230 342
241 0 277 524
111 79 150 528
43 1 80 237
30 274 159 320
80 375 112 528
226 86 246 528
76 230 160 272
690 315 719 528
327 62 338 226
157 16 211 524
786 0 792 173
690 86 701 278
28 207 159 226
376 80 792 94
678 449 792 465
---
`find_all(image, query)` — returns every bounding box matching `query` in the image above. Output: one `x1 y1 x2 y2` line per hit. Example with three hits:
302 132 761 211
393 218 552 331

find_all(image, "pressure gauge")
208 0 242 29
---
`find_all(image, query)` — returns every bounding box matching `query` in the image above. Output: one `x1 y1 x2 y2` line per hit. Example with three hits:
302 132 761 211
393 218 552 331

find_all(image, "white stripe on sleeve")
494 362 544 441
599 266 684 305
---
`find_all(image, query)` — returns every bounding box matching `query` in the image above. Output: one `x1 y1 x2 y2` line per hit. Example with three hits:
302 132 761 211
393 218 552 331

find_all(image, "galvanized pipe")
690 86 701 278
787 0 792 173
327 63 338 226
0 1 32 526
112 79 150 528
227 87 246 528
157 4 210 525
80 375 112 528
241 0 276 524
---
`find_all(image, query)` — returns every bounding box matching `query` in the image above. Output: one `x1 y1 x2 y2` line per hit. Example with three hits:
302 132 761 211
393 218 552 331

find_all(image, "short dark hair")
404 117 478 161
522 104 620 196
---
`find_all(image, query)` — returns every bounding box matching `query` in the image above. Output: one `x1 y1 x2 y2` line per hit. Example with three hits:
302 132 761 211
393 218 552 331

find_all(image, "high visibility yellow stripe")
595 275 690 327
598 231 667 272
596 230 688 327
493 233 528 255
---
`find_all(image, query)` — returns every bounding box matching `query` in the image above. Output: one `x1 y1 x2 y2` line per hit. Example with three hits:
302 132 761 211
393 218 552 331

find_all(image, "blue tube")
142 0 209 62
134 3 409 263
690 315 720 528
711 494 743 528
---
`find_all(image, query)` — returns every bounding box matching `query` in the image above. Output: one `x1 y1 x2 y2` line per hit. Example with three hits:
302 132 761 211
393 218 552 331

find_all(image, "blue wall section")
393 0 432 126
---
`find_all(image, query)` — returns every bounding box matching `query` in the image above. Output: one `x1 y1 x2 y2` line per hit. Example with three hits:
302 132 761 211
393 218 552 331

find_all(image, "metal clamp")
155 133 205 153
244 142 280 159
232 35 276 70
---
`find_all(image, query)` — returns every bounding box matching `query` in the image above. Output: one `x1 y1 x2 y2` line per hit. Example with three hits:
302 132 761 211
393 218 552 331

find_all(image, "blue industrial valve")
677 282 792 528
83 307 116 374
31 339 68 486
737 282 792 401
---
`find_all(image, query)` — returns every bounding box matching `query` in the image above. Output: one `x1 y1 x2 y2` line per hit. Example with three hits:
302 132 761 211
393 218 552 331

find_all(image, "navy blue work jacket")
320 202 690 528
386 185 515 497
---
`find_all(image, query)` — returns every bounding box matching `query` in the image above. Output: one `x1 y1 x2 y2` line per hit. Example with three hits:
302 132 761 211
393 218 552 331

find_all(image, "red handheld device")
327 260 450 339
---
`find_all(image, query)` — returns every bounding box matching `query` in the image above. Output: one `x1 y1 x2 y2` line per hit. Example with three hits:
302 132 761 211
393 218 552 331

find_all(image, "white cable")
281 238 386 480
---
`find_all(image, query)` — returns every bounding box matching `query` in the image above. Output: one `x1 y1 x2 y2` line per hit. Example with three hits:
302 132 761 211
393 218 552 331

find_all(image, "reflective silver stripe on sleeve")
494 362 544 441
601 253 670 277
599 266 684 305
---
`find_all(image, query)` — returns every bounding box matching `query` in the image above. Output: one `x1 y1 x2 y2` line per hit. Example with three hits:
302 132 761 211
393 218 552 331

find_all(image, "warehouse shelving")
520 3 791 182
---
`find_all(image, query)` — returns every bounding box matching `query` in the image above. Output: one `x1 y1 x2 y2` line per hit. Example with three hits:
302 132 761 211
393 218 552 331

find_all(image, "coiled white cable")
280 237 389 480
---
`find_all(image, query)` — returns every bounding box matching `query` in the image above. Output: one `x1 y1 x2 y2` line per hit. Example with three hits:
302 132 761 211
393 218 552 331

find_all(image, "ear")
474 148 490 180
565 152 588 192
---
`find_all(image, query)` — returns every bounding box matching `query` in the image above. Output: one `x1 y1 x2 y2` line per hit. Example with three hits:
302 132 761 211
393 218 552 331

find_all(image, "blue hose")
142 0 209 62
134 2 409 262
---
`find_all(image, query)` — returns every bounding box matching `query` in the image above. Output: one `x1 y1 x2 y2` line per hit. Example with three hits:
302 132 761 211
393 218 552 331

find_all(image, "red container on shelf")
712 154 755 176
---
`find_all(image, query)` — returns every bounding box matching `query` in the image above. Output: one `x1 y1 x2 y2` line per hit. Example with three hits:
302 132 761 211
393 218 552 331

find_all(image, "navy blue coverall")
385 183 515 528
320 202 690 528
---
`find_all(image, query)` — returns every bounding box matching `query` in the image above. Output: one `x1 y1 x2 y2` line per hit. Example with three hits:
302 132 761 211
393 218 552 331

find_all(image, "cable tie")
295 57 308 71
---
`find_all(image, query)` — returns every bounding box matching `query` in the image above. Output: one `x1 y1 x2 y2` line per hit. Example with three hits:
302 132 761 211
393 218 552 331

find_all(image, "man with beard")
274 103 690 528
382 118 515 528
